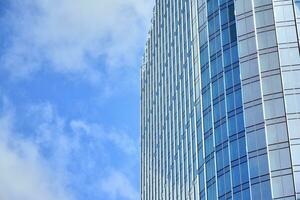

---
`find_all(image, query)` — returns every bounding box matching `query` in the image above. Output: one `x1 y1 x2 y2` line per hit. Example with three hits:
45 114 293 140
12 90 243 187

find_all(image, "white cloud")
0 0 148 197
107 129 138 156
100 169 139 200
0 0 153 82
0 99 140 199
0 102 72 200
70 119 138 156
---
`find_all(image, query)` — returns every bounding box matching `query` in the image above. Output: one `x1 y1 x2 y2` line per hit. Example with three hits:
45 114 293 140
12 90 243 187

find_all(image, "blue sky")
0 0 153 199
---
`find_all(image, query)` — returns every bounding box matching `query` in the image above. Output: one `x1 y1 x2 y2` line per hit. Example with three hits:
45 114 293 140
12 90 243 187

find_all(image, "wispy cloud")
0 0 150 199
0 0 153 83
0 98 140 200
70 119 138 156
0 99 72 200
100 169 139 200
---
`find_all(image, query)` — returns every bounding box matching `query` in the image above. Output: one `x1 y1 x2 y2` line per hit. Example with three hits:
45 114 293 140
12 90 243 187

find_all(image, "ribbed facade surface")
140 0 300 199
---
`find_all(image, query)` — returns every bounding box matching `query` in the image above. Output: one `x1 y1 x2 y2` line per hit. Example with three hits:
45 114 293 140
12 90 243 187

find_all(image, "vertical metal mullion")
291 0 300 53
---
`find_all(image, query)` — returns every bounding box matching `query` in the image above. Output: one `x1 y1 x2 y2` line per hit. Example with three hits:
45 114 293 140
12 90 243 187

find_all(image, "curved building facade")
140 0 300 199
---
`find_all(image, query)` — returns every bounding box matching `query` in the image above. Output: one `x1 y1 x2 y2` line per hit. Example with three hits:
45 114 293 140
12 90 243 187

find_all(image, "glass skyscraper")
140 0 300 199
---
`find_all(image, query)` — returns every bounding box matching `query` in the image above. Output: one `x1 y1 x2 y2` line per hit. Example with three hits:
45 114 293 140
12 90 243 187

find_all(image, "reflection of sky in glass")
296 1 300 11
294 1 300 48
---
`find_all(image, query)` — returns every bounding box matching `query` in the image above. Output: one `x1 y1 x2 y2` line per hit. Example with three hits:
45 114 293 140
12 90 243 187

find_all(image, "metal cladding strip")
141 0 300 199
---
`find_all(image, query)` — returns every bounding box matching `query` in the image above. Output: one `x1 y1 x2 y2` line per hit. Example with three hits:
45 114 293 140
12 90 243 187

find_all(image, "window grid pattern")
274 0 300 199
142 0 300 199
235 0 300 199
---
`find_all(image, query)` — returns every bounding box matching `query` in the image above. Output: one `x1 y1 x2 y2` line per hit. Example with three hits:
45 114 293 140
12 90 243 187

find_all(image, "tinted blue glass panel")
228 116 237 135
203 89 211 110
233 67 241 86
211 57 223 77
240 162 249 183
235 89 243 108
200 170 205 189
296 1 300 16
228 4 235 22
200 47 209 67
220 8 228 25
200 29 208 46
202 68 210 87
212 81 219 99
219 0 226 5
251 183 261 200
231 45 238 63
220 100 226 119
207 0 218 15
249 157 259 178
225 171 231 193
216 151 223 170
242 188 251 200
230 139 238 160
233 192 242 200
207 184 217 200
206 158 216 181
239 137 247 157
230 24 237 42
223 49 231 66
205 134 214 156
215 123 227 145
225 70 233 89
232 165 241 187
223 146 229 167
261 181 272 199
258 154 269 176
222 28 230 45
218 174 225 196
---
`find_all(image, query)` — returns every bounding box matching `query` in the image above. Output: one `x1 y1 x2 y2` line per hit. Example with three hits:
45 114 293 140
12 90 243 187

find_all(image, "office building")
141 0 300 199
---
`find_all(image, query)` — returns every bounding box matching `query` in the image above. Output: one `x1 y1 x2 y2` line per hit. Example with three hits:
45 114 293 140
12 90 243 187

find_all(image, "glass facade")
141 0 300 199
